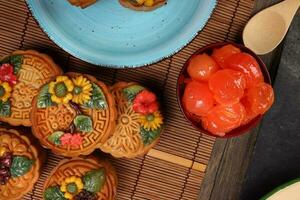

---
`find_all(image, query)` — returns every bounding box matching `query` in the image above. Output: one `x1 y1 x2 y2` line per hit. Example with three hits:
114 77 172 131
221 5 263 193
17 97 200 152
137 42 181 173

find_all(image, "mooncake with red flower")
0 50 62 126
0 127 45 200
100 82 164 158
31 72 117 157
119 0 167 11
43 157 117 200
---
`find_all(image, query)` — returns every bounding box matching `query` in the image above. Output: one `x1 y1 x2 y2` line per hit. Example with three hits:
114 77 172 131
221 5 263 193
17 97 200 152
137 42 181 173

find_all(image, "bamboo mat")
0 0 255 199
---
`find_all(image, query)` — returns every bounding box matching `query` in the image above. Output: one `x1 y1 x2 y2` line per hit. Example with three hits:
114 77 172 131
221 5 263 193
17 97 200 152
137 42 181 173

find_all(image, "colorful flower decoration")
70 134 83 146
60 133 73 146
49 76 74 104
72 76 93 105
0 81 12 102
133 90 159 115
60 176 84 199
60 133 83 147
139 111 163 131
0 64 17 87
0 151 33 185
44 168 105 200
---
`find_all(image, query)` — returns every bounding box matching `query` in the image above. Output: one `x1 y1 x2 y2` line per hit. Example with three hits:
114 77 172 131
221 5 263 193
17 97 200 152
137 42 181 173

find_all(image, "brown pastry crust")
43 156 117 200
0 50 63 127
0 128 45 200
100 82 162 158
68 0 97 8
30 72 117 157
119 0 167 11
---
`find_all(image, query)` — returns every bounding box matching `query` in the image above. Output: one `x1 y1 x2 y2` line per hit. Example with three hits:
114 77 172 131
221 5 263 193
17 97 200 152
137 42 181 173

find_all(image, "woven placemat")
0 0 255 199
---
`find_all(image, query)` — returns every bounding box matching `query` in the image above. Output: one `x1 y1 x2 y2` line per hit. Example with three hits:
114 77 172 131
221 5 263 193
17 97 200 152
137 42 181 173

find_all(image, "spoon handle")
276 0 300 19
286 0 300 8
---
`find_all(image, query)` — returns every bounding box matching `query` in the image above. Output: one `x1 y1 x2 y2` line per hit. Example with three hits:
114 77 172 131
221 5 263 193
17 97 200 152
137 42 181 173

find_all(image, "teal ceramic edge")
26 0 217 68
260 178 300 200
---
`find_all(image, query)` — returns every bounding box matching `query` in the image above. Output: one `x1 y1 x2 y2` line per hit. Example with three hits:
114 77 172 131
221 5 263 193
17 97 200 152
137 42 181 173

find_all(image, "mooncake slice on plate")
68 0 97 8
119 0 167 11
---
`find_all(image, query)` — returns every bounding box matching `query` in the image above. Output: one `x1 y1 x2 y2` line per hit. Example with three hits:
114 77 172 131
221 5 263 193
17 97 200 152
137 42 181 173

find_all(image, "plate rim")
26 0 217 68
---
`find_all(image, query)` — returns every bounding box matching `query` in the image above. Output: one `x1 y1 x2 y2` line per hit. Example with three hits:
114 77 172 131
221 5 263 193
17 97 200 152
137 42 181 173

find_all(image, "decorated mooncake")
100 82 164 158
68 0 97 8
31 72 117 157
0 50 62 126
119 0 167 11
0 128 45 200
43 157 117 200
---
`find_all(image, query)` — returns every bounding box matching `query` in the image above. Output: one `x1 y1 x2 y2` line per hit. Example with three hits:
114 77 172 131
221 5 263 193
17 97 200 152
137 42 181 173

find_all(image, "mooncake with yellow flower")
43 157 117 200
0 127 45 200
100 82 164 158
119 0 167 11
0 50 62 126
31 72 117 157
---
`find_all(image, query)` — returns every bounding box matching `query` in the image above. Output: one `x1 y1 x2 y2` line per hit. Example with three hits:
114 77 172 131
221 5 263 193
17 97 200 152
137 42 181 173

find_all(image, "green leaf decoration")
44 186 66 200
0 55 23 74
9 55 23 74
48 131 64 145
74 115 93 133
0 100 11 117
10 155 34 177
123 85 144 102
83 168 106 193
140 127 162 145
37 84 56 108
83 83 107 110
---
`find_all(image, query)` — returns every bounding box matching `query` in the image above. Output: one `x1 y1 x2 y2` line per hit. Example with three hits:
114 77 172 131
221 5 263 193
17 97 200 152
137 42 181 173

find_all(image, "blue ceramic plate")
27 0 216 68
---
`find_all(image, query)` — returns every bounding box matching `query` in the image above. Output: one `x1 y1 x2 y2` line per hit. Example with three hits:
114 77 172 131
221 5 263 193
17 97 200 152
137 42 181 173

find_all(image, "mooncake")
119 0 167 11
68 0 97 8
0 50 62 126
100 82 164 158
0 127 45 200
43 157 117 200
31 72 117 157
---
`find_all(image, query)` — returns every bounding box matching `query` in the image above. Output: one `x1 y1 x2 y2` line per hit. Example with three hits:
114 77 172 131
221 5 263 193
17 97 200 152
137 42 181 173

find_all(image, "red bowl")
177 42 272 138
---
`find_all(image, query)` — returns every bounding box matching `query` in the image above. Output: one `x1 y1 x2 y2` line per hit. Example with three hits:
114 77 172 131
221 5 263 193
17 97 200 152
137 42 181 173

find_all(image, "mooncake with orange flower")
119 0 167 11
100 82 164 158
0 127 45 200
0 50 62 126
43 157 117 200
31 72 117 157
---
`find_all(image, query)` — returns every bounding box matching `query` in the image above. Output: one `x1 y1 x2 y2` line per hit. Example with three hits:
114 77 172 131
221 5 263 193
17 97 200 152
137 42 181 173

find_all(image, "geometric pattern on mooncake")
100 82 163 158
0 128 44 200
31 72 117 157
0 50 62 126
43 157 117 200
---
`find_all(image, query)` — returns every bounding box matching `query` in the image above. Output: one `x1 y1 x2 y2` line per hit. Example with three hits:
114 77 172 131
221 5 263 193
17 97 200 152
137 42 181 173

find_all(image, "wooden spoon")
243 0 300 55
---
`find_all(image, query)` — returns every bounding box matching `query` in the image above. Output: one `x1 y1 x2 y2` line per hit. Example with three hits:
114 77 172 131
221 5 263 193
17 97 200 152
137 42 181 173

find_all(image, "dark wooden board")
198 0 288 199
240 12 300 200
